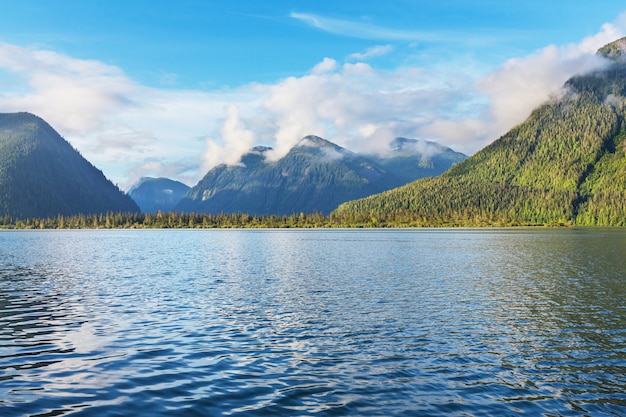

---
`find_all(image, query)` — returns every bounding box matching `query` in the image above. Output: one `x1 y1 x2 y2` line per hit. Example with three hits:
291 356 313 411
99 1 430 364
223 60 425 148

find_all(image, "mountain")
367 137 466 187
334 38 626 227
128 177 190 213
177 135 465 215
598 37 626 62
0 112 139 219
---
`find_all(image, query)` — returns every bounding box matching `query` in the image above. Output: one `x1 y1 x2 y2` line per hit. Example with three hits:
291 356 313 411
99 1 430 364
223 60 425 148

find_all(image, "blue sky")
0 1 625 187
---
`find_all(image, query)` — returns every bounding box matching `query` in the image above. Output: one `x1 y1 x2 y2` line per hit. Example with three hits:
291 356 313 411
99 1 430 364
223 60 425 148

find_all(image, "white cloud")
290 12 426 41
290 12 519 44
0 43 137 135
0 17 623 188
0 42 261 187
311 57 337 74
421 23 621 153
259 58 485 158
203 103 257 170
348 45 393 61
613 11 626 33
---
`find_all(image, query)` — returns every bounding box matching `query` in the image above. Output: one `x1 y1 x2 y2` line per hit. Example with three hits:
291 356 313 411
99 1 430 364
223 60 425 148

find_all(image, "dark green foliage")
335 58 626 227
177 135 465 215
128 177 190 213
0 210 354 229
178 138 386 215
0 112 139 219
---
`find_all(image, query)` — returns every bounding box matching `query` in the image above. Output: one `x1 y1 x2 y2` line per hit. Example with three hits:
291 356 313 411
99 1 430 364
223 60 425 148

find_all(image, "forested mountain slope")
178 136 389 215
128 177 190 213
367 137 466 186
335 39 626 226
177 135 465 216
0 112 139 219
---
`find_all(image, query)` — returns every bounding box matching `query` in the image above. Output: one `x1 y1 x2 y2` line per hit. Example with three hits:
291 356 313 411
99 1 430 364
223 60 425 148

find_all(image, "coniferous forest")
3 40 626 228
0 113 139 218
334 61 626 227
0 211 372 229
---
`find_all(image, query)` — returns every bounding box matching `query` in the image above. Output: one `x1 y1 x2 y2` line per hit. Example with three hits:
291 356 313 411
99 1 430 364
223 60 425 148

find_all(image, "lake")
1 228 625 416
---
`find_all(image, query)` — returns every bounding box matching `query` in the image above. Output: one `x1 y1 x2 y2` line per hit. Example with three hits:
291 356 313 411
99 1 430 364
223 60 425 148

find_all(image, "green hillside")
177 137 390 215
177 135 465 216
335 41 626 227
0 112 139 219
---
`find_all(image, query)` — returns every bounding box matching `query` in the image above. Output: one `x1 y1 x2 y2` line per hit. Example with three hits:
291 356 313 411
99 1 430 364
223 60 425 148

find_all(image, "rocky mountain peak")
298 135 333 147
598 37 626 62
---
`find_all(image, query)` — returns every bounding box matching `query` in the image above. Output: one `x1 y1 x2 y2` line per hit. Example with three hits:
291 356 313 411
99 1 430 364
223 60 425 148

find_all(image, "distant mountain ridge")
128 177 190 213
0 111 465 219
598 37 626 62
368 137 468 186
0 112 139 219
334 37 626 226
176 135 466 215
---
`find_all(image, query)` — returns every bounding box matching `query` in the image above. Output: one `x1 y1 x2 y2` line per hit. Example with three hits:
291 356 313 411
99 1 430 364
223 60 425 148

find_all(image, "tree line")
0 208 587 230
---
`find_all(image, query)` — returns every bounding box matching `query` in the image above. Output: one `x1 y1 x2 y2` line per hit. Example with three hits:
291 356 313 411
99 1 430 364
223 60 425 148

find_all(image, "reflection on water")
0 228 625 416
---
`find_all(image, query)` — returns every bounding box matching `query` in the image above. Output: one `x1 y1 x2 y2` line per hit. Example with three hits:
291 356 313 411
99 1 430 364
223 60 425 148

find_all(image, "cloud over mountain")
0 17 623 188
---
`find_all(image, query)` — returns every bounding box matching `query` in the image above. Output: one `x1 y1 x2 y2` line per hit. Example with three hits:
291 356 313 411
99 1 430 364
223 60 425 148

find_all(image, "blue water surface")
1 228 625 416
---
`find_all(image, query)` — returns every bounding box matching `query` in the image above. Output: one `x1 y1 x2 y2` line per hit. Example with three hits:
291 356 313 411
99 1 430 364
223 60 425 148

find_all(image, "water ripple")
0 229 625 416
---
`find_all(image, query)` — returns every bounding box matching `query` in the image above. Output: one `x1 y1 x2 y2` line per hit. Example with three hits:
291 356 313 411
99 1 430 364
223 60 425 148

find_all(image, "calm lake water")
1 228 625 416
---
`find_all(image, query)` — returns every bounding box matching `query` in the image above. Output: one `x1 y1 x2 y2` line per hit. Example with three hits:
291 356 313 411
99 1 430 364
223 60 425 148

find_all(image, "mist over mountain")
0 112 139 219
10 33 625 225
128 177 190 213
177 135 465 215
367 137 467 186
335 38 626 226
